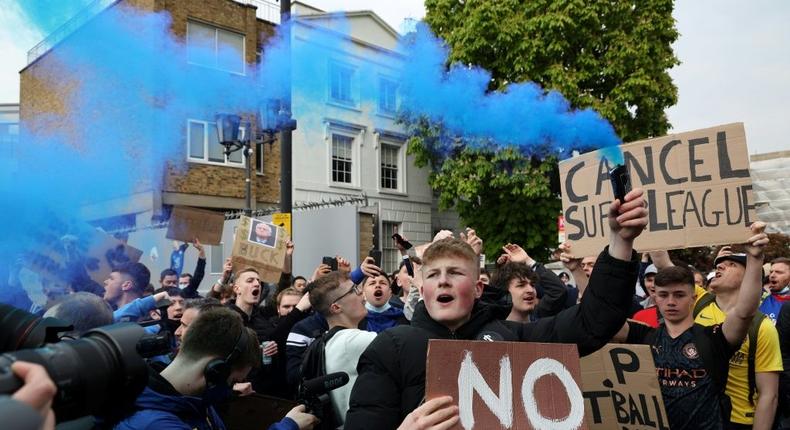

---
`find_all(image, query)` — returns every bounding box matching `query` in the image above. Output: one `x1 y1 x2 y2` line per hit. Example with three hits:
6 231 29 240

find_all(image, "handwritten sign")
231 216 286 283
166 206 225 245
426 340 587 430
559 123 756 257
580 344 669 430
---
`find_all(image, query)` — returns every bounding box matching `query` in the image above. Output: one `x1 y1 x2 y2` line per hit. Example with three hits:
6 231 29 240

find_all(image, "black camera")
0 303 171 422
298 372 349 429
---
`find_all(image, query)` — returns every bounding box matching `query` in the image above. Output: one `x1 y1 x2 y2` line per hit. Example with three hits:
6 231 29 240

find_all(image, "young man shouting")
620 222 769 430
344 188 649 429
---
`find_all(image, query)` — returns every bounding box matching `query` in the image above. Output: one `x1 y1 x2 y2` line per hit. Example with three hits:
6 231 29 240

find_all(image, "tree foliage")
406 0 679 260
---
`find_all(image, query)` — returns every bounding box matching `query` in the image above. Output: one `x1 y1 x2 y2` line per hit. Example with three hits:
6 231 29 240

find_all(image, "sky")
0 0 787 155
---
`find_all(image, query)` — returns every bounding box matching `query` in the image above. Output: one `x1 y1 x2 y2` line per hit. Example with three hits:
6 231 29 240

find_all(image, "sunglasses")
332 283 362 304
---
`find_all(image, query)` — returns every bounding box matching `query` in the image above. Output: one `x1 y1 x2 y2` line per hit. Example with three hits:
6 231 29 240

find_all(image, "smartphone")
608 164 631 203
391 233 413 250
322 256 338 271
369 249 382 267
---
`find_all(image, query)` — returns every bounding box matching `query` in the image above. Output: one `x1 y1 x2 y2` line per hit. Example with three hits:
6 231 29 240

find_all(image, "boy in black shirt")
619 222 768 430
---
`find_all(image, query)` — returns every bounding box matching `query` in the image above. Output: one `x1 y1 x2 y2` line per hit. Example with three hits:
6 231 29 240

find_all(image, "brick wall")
20 0 282 209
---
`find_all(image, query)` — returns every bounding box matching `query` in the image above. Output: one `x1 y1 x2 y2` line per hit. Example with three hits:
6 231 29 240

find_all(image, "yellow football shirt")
693 290 784 424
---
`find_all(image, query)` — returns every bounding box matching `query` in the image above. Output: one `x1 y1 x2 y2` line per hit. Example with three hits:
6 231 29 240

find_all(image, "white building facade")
290 4 460 272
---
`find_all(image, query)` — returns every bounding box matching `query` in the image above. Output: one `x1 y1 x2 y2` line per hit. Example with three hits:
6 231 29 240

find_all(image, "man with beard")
759 257 790 323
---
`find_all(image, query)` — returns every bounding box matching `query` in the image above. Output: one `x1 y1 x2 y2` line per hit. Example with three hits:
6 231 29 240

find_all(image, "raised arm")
559 242 588 298
721 222 769 347
519 188 648 355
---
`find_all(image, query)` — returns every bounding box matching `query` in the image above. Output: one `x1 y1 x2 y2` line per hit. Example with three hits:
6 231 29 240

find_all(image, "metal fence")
27 0 121 65
27 0 282 65
235 0 280 23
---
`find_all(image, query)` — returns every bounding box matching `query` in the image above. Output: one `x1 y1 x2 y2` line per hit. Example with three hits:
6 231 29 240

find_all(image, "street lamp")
215 103 296 216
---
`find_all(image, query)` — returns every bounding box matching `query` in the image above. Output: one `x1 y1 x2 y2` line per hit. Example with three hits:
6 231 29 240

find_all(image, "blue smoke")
2 3 622 297
398 23 621 159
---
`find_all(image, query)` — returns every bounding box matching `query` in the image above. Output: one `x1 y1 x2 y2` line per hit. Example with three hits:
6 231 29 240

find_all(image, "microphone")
302 372 349 396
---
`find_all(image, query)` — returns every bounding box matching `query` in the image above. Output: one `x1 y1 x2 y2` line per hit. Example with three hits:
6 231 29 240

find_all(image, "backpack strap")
693 292 717 318
747 312 766 405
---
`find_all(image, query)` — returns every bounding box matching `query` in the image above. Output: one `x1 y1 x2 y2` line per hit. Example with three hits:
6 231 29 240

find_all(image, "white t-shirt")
324 328 378 427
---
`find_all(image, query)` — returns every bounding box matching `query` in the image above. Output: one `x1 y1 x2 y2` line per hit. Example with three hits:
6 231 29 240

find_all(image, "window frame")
381 221 401 274
377 77 399 116
375 132 407 195
186 119 246 168
186 20 246 76
328 61 358 108
325 120 364 190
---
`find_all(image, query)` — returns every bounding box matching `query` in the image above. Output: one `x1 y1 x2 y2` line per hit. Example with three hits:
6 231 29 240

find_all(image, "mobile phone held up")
391 233 413 250
608 164 631 204
368 249 382 267
322 256 338 271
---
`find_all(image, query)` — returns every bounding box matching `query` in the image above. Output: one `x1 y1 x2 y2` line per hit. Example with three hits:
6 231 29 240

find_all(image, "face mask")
179 282 189 289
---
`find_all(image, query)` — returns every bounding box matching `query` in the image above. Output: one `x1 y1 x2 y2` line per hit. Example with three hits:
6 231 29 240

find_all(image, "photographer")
114 306 317 430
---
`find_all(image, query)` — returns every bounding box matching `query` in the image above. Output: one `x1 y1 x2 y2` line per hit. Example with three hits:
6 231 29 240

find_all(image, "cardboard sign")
559 123 757 257
166 206 225 245
27 226 142 287
580 344 669 430
426 340 587 430
231 216 286 283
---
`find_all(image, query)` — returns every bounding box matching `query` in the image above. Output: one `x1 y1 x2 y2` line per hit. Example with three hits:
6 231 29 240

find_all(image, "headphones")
204 325 249 388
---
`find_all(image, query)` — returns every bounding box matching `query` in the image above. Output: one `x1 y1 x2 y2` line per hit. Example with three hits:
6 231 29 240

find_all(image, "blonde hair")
422 238 479 276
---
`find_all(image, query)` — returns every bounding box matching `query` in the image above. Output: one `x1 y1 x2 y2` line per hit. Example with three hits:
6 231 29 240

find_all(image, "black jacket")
181 257 206 299
344 248 639 429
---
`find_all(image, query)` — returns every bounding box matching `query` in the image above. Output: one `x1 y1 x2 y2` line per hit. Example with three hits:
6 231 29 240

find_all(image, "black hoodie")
344 248 639 430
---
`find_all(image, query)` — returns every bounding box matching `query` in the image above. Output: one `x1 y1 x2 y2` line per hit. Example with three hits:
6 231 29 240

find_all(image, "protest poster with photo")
426 340 587 430
559 122 757 257
166 206 225 245
580 344 669 430
83 228 143 286
231 215 287 283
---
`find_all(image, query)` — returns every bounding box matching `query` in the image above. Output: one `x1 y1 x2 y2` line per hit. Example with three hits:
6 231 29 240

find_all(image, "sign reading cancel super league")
559 123 757 257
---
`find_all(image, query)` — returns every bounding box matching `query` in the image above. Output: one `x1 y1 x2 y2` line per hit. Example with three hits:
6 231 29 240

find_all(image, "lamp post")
280 0 293 215
216 106 295 216
216 113 253 215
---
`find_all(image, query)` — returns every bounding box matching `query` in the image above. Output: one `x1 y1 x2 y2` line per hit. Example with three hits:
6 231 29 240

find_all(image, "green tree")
407 0 679 260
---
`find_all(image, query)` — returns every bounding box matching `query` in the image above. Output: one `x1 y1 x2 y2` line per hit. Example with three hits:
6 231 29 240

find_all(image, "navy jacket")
114 370 297 430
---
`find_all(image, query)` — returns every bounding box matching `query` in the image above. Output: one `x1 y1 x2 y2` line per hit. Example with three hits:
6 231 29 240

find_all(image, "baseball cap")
713 253 747 267
644 264 658 276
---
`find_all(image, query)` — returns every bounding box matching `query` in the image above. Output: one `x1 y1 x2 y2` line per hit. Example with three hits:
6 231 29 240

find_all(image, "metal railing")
27 0 120 64
235 0 280 23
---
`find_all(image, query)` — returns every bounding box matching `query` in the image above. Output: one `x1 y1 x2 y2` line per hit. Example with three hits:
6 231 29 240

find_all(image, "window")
255 142 265 175
380 144 399 190
379 79 398 114
187 119 244 167
330 63 354 104
187 20 245 75
331 134 353 184
382 222 400 273
210 243 224 274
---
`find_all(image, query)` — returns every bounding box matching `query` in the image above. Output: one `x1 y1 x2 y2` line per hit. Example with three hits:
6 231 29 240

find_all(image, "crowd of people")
2 187 789 430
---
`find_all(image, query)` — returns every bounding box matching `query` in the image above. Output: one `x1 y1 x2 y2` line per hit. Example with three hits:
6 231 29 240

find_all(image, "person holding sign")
620 222 770 430
344 188 649 430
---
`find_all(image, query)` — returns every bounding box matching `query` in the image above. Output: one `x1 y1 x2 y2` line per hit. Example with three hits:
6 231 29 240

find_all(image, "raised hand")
744 222 769 258
360 256 382 278
607 188 649 242
459 228 483 256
